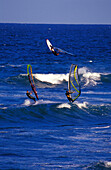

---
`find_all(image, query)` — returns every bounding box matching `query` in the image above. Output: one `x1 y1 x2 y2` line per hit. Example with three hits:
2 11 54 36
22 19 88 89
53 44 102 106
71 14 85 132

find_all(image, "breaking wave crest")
20 67 111 87
0 101 110 126
34 73 68 84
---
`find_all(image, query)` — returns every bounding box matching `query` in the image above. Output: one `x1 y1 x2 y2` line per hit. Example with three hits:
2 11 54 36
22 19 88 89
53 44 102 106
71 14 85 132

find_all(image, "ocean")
0 23 111 169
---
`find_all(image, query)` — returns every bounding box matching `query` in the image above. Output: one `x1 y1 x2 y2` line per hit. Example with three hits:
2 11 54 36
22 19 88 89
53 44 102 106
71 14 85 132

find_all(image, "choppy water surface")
0 24 111 169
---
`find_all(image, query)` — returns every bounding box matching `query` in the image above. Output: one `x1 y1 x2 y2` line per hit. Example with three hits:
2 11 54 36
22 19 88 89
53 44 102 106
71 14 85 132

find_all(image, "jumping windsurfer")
50 46 59 56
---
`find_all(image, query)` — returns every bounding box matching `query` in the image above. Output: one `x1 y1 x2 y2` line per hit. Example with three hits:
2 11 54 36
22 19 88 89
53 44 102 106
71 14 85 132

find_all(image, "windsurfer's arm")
68 91 75 94
26 90 32 96
29 91 33 94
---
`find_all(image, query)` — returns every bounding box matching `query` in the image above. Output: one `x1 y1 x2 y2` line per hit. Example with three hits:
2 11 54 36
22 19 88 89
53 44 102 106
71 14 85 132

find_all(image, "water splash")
76 101 88 109
57 103 71 109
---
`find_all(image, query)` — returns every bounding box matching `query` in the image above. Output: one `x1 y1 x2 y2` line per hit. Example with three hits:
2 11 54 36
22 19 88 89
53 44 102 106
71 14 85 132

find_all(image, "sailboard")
46 39 75 56
67 64 81 102
54 47 75 56
27 64 39 100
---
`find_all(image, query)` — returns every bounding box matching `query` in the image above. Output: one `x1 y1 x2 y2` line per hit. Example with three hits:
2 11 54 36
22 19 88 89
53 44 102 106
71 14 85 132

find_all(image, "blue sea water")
0 23 111 169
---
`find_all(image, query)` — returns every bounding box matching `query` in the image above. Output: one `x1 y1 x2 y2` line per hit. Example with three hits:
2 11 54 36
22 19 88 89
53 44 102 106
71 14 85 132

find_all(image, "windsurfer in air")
50 45 59 56
26 91 36 102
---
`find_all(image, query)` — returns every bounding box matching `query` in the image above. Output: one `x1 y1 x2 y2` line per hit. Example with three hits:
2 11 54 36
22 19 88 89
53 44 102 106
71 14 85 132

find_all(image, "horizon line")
0 22 111 25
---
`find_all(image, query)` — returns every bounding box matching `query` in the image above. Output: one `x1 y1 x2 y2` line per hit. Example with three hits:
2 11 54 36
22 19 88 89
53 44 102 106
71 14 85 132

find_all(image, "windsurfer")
26 91 36 102
28 75 39 100
65 91 75 102
50 46 59 56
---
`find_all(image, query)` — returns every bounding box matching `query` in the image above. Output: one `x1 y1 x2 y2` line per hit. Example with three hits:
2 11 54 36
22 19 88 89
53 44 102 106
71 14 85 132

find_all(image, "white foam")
34 73 69 84
23 99 59 106
76 102 88 109
91 125 110 129
57 103 71 109
23 99 32 106
0 65 5 68
89 60 93 63
78 67 88 75
105 161 111 168
82 91 111 95
34 100 57 105
8 64 22 67
21 67 107 87
0 107 8 110
79 67 101 86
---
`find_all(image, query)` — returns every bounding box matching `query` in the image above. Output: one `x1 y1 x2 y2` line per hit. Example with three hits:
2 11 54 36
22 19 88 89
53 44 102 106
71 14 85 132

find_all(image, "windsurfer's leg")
30 96 36 101
26 92 36 101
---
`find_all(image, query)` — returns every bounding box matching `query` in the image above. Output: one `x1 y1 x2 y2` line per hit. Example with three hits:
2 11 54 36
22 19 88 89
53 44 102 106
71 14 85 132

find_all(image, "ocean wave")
79 67 111 86
57 103 71 109
0 102 110 125
82 91 111 95
79 67 100 86
23 99 58 106
0 64 25 68
34 73 68 84
20 67 111 87
0 65 5 68
101 73 111 83
85 161 111 169
75 101 88 109
7 64 23 68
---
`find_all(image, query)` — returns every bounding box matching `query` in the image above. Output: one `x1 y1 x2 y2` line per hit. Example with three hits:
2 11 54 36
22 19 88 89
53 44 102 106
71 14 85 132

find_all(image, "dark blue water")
0 23 111 169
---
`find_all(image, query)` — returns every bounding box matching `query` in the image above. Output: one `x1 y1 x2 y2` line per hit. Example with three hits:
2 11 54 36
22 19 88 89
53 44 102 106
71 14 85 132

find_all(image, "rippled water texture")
0 24 111 169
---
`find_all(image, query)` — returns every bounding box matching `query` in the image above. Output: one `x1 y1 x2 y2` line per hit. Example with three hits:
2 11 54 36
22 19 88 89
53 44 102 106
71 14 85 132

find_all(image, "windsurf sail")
46 39 75 56
46 39 59 56
67 64 81 102
27 64 39 100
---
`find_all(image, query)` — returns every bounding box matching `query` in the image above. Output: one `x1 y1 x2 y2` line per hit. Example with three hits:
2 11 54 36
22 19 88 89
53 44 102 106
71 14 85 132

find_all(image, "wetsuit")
52 50 59 56
26 91 36 102
50 46 59 56
65 91 74 102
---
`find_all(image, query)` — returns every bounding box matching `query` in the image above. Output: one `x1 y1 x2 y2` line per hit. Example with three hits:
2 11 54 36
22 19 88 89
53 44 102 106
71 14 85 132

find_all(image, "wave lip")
21 67 111 87
57 103 71 109
79 67 111 86
34 73 68 84
79 67 101 86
